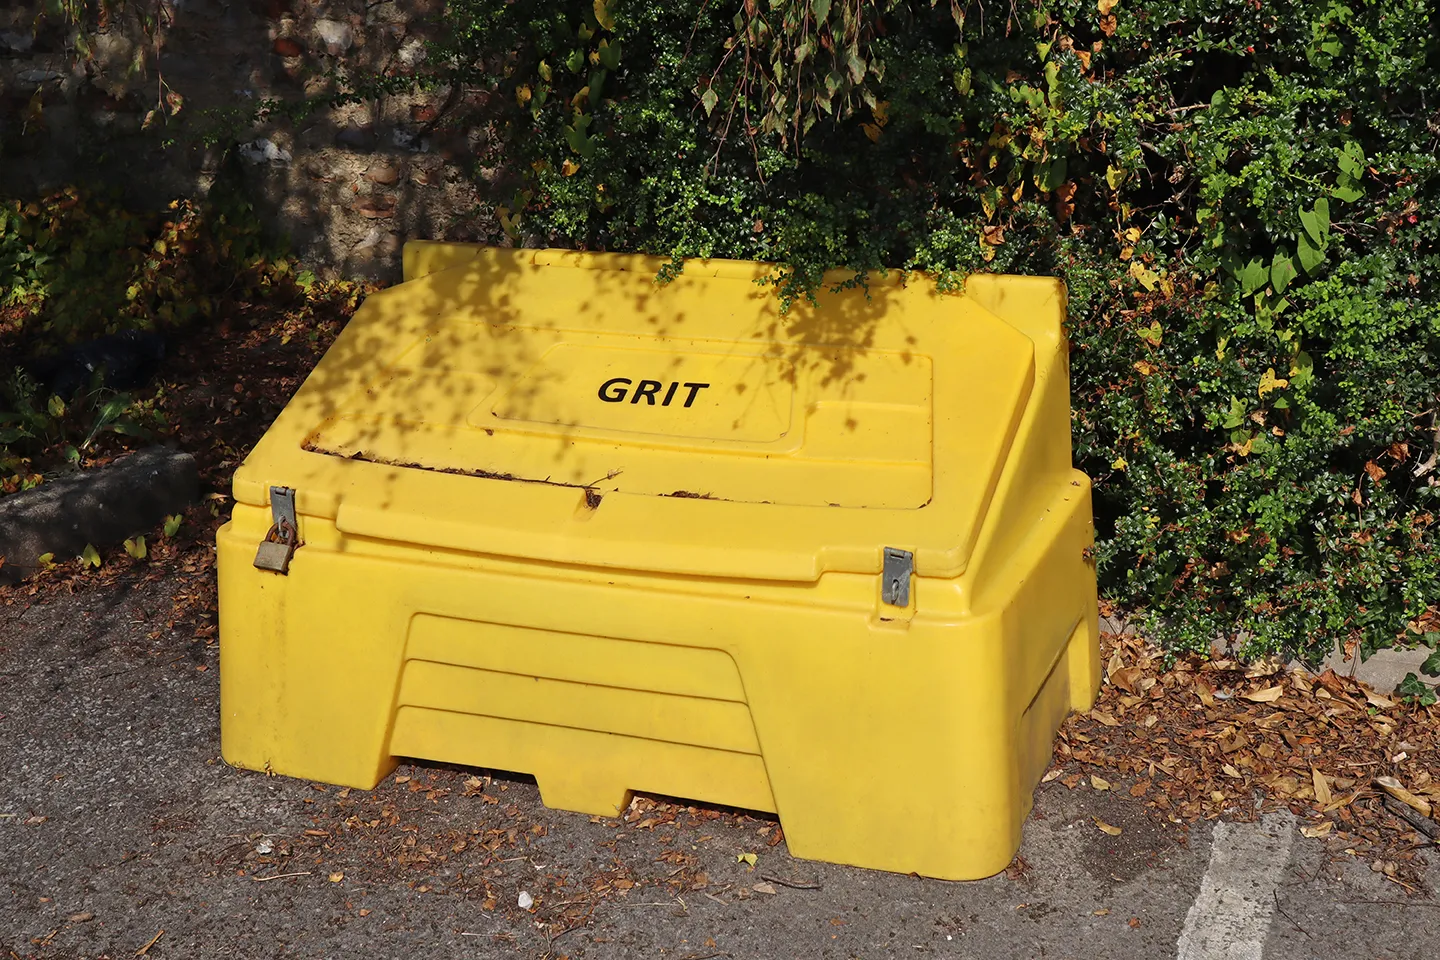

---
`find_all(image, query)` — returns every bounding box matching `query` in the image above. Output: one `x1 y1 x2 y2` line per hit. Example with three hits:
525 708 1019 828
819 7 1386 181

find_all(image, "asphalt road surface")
2 577 1432 959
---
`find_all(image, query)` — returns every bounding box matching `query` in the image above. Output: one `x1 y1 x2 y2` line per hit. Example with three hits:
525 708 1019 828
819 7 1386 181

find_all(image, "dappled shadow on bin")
270 248 932 515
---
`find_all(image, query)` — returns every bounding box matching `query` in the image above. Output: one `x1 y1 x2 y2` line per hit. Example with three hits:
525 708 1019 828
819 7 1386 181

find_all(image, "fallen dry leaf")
1312 768 1333 808
752 882 778 895
1375 777 1433 817
328 872 344 883
1111 665 1143 694
1094 818 1122 837
1052 631 1440 875
1300 822 1334 839
1091 774 1112 791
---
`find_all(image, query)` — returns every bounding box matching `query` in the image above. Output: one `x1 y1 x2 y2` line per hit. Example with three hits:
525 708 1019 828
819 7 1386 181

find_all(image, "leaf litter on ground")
1053 631 1440 890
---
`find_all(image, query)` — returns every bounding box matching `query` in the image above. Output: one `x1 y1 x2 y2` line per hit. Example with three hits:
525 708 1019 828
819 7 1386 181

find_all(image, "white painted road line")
1176 811 1297 960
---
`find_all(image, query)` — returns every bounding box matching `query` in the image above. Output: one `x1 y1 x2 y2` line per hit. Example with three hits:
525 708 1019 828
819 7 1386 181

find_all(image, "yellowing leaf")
1123 226 1141 242
123 536 147 560
1300 822 1333 839
1258 367 1289 397
861 123 882 142
1091 775 1111 791
1243 686 1284 703
80 544 101 568
1097 0 1120 13
1128 261 1159 290
561 159 581 177
1111 457 1127 471
1093 818 1122 836
593 0 615 31
737 852 758 867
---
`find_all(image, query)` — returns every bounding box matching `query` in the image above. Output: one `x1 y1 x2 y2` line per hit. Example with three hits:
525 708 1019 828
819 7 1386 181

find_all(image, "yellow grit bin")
217 244 1100 880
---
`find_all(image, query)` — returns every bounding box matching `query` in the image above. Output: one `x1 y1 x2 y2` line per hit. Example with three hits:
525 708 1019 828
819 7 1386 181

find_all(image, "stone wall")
0 0 499 282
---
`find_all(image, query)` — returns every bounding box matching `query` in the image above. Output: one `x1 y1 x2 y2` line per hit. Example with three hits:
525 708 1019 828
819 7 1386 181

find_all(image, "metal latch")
881 547 913 607
253 486 299 574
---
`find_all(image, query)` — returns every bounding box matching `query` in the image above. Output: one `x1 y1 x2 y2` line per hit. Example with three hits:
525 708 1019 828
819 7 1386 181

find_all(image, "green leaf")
1396 672 1438 705
83 395 132 448
1270 252 1296 294
700 86 718 116
124 536 147 560
163 514 183 538
36 552 56 570
105 421 154 439
1422 645 1440 677
80 544 101 568
811 0 831 20
1296 231 1326 275
1298 208 1323 245
1238 258 1268 296
1337 141 1364 178
48 394 65 418
565 48 585 74
1332 177 1363 203
1221 397 1246 430
1105 165 1127 190
846 48 865 85
1034 157 1067 192
597 39 621 70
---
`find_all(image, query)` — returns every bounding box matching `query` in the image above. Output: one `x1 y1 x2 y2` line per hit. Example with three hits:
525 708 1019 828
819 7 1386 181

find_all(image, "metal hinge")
881 547 913 607
253 486 299 574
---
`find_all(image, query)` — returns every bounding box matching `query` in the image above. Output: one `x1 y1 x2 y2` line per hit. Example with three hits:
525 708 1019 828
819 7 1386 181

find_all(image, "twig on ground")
1272 892 1313 939
134 930 164 956
1382 796 1440 843
758 872 822 890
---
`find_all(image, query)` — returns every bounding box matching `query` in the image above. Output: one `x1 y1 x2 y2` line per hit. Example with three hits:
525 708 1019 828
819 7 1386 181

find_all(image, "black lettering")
598 377 631 402
681 382 711 408
631 379 663 404
661 382 680 406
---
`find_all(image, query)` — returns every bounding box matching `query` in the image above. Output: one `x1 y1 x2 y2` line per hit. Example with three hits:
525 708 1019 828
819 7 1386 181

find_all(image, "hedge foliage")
429 0 1439 662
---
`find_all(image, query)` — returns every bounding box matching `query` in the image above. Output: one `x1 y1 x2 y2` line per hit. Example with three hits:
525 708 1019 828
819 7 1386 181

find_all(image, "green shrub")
419 0 1440 663
0 177 293 482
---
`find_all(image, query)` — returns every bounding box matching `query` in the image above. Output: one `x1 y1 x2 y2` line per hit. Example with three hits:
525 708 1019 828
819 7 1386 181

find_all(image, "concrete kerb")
0 445 198 583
